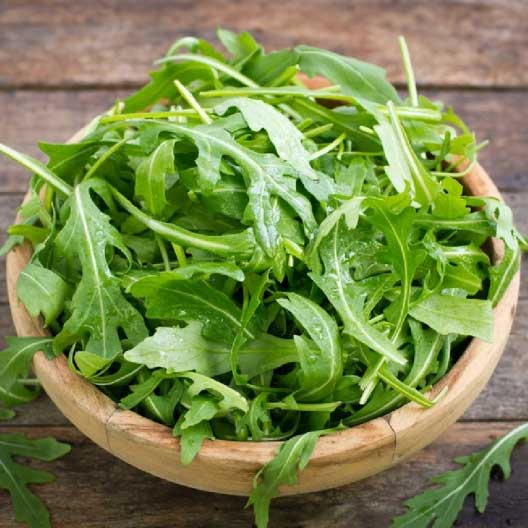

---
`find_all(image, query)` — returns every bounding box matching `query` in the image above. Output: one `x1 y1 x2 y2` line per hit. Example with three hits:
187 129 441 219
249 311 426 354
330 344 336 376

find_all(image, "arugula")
0 29 525 528
247 431 322 528
0 337 52 408
392 423 528 528
52 180 148 374
0 433 71 528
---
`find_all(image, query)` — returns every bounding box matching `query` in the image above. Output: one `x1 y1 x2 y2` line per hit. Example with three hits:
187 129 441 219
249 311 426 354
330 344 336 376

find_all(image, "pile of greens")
0 30 525 528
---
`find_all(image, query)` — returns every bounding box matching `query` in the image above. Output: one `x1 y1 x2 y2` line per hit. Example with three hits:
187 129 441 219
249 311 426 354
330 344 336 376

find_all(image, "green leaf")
366 195 424 337
217 28 260 64
135 139 177 217
39 141 101 183
111 185 256 260
16 263 71 326
392 422 528 528
173 417 213 465
410 293 493 342
176 371 249 413
297 45 400 107
310 220 406 366
119 372 164 410
0 408 15 421
0 337 52 408
488 246 520 307
375 102 440 206
126 119 317 257
52 180 148 366
247 431 322 528
130 278 252 345
215 97 335 201
122 261 245 291
0 432 70 528
124 321 298 378
181 395 220 429
347 322 444 425
277 293 342 401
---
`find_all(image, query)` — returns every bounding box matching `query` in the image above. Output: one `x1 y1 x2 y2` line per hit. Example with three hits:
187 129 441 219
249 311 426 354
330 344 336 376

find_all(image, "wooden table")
1 1 527 526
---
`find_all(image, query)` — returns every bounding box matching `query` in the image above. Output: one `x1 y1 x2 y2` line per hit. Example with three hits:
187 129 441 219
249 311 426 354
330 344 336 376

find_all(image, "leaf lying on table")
0 433 71 528
391 422 528 528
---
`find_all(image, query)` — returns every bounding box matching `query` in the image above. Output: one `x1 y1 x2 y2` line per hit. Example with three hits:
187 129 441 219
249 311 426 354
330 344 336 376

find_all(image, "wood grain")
0 1 527 89
0 422 526 527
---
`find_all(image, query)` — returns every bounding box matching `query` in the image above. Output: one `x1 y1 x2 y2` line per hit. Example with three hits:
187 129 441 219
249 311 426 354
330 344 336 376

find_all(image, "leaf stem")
0 143 72 196
398 36 418 107
309 132 347 160
84 138 128 180
157 54 259 88
174 80 212 125
156 235 171 271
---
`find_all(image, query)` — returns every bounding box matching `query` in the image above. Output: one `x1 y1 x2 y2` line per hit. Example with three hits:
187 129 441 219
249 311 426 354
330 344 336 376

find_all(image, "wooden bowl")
6 133 519 497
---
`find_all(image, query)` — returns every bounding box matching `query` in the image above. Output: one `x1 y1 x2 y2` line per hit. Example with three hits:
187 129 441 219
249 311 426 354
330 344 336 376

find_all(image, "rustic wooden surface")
0 1 527 526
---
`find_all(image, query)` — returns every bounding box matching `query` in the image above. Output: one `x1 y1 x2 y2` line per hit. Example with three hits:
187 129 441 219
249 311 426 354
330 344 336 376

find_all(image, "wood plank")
0 89 527 193
0 1 527 89
0 422 526 527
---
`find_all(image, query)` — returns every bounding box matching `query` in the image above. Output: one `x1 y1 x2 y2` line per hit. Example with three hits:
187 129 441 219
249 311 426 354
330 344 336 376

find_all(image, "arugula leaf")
135 139 177 217
130 277 253 344
278 293 342 401
409 293 493 342
173 417 213 465
392 423 528 528
310 219 406 366
122 119 317 257
176 372 249 413
0 337 52 408
52 180 148 369
488 245 520 307
0 433 70 528
247 431 322 528
374 102 440 206
297 45 401 106
16 263 71 326
124 321 298 378
215 97 335 201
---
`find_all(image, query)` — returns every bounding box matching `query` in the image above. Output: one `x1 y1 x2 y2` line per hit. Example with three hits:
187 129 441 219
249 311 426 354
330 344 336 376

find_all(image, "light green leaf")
215 97 335 201
297 45 400 107
130 278 252 345
181 395 220 429
135 139 177 217
310 220 406 365
176 371 248 413
410 293 493 342
488 246 520 307
278 293 342 401
173 418 213 465
124 321 298 378
16 263 71 326
248 431 322 528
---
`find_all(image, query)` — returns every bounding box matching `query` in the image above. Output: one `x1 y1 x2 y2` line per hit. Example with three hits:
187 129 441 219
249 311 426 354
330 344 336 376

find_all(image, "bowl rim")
5 137 520 496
